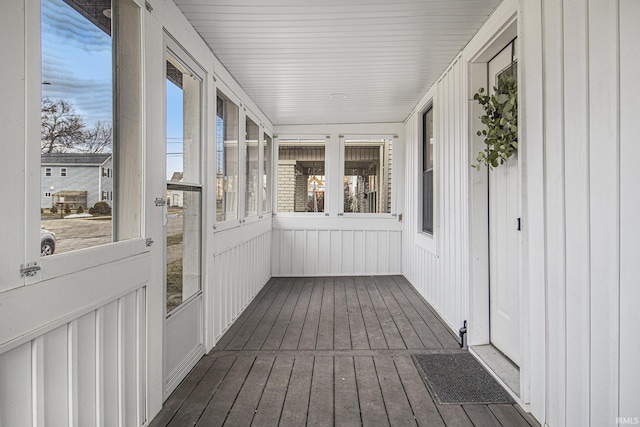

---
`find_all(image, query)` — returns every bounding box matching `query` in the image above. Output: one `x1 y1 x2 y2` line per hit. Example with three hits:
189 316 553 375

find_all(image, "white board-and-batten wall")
403 0 640 426
0 0 272 424
271 123 404 277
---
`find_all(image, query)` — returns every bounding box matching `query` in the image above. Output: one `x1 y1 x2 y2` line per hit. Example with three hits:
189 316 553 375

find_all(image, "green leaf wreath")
472 75 518 170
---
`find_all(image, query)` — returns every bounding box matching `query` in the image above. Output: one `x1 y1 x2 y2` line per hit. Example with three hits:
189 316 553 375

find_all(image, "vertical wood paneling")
212 230 272 342
100 301 118 426
588 1 620 425
562 0 591 423
0 343 31 426
272 228 402 276
542 0 567 424
42 326 68 426
330 230 342 275
75 312 97 426
353 231 365 274
619 2 640 413
0 289 148 427
403 57 468 335
404 1 634 425
121 292 138 426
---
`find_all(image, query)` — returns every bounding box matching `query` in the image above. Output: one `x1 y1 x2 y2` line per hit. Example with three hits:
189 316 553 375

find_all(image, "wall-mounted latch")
146 238 154 247
20 262 41 278
145 1 153 12
155 198 166 207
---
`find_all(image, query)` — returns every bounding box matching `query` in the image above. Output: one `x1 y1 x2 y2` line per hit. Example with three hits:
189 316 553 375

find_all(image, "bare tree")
41 98 112 153
79 121 112 153
41 98 85 153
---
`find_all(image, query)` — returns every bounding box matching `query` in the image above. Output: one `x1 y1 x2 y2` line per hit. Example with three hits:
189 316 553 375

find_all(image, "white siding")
619 0 640 420
272 225 402 277
211 222 272 342
403 0 640 425
0 288 147 426
403 55 469 334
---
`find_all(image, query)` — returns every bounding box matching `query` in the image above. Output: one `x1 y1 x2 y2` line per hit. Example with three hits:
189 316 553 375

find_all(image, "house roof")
41 153 111 165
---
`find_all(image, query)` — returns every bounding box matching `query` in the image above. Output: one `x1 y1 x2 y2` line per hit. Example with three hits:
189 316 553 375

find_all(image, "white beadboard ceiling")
173 0 502 125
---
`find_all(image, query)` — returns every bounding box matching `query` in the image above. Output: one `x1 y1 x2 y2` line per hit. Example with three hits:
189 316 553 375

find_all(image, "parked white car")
40 228 56 256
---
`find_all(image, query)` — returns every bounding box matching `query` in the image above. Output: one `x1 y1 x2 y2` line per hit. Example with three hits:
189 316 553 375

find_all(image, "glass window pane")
166 56 201 184
344 139 392 214
422 107 434 234
245 117 259 217
40 0 140 255
263 134 272 213
165 186 201 313
277 139 325 213
216 92 239 222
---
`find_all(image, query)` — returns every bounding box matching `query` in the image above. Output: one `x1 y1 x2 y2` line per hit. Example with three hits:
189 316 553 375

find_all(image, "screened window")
277 139 325 213
263 134 272 213
40 0 141 255
216 91 239 222
245 117 259 217
344 138 392 214
422 107 434 234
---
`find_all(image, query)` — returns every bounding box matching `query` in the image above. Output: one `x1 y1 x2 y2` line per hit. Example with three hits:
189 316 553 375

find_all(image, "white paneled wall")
272 227 402 277
211 228 272 342
0 288 146 427
403 56 469 334
403 0 640 425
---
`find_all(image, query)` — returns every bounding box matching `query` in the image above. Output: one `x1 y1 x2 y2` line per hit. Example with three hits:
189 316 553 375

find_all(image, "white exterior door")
488 40 520 365
163 36 206 397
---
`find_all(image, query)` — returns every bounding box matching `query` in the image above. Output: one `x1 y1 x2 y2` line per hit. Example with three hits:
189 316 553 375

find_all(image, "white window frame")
415 101 437 254
274 134 330 217
213 82 243 232
25 0 146 285
261 129 274 216
60 167 67 177
339 134 397 219
45 167 51 176
244 110 260 222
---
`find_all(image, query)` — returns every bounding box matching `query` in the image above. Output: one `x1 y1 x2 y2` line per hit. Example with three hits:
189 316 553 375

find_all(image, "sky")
42 0 185 180
41 0 112 129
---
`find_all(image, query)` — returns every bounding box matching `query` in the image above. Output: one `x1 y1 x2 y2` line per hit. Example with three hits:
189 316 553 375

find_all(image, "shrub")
88 207 95 215
77 205 84 214
64 204 71 215
91 201 112 215
50 206 58 214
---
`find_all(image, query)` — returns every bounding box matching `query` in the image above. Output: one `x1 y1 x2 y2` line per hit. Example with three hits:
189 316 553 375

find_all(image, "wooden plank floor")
150 276 540 427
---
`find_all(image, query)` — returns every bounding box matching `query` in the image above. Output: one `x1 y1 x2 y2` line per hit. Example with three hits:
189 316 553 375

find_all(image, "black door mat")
412 353 514 404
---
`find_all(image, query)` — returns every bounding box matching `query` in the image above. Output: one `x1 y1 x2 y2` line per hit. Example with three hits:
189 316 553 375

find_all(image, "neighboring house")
167 171 184 207
41 153 113 210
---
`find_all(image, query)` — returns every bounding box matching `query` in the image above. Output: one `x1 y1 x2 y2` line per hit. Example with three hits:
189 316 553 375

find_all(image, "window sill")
37 237 148 283
213 219 241 233
415 232 437 255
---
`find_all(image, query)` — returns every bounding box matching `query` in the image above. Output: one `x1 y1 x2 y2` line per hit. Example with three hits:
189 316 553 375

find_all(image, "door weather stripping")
20 262 41 278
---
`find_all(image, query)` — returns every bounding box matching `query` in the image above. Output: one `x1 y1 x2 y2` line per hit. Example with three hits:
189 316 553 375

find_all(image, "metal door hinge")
517 217 522 231
146 238 154 247
155 198 166 207
20 262 41 278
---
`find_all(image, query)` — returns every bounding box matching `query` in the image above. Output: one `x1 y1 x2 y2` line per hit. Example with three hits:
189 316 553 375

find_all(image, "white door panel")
488 40 520 365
